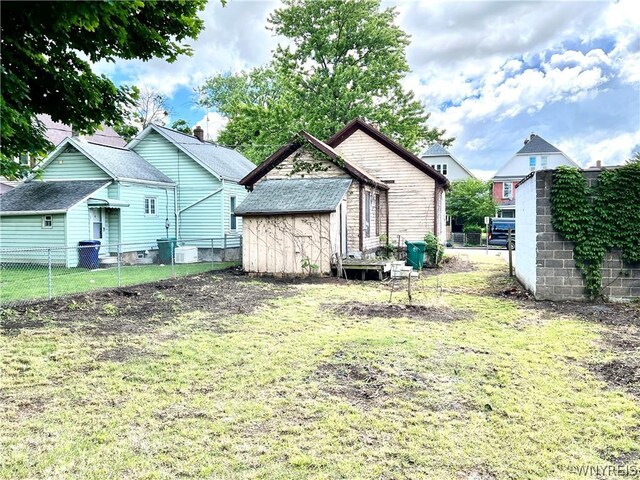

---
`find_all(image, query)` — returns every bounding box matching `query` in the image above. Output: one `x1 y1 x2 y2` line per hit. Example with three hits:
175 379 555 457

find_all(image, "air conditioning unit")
175 246 198 264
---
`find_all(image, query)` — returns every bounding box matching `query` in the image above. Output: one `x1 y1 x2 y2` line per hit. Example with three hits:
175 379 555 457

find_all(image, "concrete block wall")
517 170 640 302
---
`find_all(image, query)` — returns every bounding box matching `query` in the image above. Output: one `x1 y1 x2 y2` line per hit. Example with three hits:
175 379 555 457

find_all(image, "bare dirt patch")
314 352 427 406
330 301 466 322
1 271 291 336
95 346 155 363
423 254 476 276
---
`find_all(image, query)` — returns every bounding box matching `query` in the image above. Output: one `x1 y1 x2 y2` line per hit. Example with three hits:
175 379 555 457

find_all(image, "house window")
144 197 157 215
374 193 380 237
230 196 237 230
42 215 53 229
541 156 548 169
529 156 536 171
364 191 371 238
503 182 513 199
441 163 448 175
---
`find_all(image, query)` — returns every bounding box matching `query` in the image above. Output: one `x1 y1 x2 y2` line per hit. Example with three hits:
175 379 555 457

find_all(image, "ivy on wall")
550 162 640 298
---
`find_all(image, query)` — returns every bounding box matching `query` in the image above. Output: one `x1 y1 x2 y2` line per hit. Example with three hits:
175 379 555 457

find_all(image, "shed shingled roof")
235 178 352 216
0 180 110 214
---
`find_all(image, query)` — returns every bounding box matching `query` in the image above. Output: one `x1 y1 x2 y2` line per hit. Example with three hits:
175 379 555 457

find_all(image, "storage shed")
236 178 352 275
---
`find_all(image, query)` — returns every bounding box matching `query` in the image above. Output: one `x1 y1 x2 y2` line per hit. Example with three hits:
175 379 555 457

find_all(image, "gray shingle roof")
517 135 561 154
0 181 110 214
235 178 352 216
76 141 174 184
421 143 450 156
151 125 256 181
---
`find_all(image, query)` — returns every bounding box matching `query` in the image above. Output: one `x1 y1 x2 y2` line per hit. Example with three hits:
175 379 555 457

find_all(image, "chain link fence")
0 235 241 307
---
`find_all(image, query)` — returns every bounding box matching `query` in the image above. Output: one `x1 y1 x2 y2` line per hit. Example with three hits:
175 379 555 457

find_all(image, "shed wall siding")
41 150 109 179
242 214 335 275
263 149 349 181
335 129 436 242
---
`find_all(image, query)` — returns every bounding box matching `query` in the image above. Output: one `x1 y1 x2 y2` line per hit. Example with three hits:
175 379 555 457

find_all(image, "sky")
96 0 640 179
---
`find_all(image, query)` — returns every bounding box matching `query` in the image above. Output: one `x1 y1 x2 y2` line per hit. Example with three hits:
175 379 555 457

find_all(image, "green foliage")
446 179 496 228
424 233 444 267
301 257 319 275
378 234 397 259
551 164 640 298
1 0 207 179
170 119 193 135
463 225 483 233
198 0 452 164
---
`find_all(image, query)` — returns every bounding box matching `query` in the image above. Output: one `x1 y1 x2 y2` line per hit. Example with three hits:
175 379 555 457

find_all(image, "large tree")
447 179 497 228
199 0 451 164
0 0 206 179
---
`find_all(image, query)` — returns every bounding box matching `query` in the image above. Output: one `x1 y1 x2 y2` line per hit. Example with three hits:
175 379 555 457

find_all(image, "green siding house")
0 125 256 267
0 137 175 267
127 125 255 248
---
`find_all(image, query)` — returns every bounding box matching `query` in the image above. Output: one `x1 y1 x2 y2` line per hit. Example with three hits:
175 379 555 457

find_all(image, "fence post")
223 234 227 262
211 238 215 268
48 248 52 300
117 243 122 287
171 244 176 279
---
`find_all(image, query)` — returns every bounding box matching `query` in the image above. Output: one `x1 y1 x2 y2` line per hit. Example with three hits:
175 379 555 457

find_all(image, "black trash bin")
78 240 101 269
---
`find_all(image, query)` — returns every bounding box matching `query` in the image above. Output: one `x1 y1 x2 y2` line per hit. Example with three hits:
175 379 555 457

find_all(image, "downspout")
385 189 390 240
358 181 364 252
173 184 178 239
433 185 438 237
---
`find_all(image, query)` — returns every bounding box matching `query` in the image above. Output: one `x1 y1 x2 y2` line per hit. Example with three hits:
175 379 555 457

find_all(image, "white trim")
144 196 158 216
41 215 53 228
1 209 67 216
422 151 476 179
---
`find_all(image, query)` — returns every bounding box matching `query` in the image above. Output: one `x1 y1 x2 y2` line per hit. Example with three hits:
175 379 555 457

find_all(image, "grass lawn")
0 253 638 479
0 262 238 305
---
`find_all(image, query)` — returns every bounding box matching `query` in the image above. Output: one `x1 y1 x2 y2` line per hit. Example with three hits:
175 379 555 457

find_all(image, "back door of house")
89 208 108 242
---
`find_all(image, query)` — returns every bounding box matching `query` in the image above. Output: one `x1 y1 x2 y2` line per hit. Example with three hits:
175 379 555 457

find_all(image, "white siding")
423 155 474 182
515 174 537 293
495 152 575 179
263 149 349 180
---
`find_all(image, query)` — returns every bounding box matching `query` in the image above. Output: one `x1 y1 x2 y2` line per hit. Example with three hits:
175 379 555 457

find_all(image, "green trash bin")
405 240 426 271
157 237 177 264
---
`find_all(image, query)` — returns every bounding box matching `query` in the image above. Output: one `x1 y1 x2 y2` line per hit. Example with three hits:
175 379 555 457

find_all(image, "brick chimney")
596 160 602 168
193 126 204 142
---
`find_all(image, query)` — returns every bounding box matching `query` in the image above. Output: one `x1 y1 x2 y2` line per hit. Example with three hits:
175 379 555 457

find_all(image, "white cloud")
195 111 228 142
558 131 640 167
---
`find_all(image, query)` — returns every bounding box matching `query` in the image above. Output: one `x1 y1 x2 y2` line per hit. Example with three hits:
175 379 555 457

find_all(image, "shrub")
463 224 483 233
424 233 444 267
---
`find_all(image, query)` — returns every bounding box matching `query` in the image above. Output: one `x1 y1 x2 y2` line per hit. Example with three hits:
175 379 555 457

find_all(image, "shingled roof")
0 181 110 214
517 134 561 154
235 178 352 216
421 143 451 156
128 124 256 182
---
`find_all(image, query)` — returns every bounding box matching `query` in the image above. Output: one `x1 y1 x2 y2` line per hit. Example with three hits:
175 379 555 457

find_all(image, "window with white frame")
441 163 448 175
42 215 53 229
529 156 536 171
503 182 513 199
144 197 157 215
541 155 548 169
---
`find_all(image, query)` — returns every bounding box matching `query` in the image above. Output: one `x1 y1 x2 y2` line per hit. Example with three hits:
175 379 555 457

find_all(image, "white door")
89 208 107 242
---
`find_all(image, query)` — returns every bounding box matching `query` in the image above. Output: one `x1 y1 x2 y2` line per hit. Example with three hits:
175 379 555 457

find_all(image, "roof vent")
193 126 204 142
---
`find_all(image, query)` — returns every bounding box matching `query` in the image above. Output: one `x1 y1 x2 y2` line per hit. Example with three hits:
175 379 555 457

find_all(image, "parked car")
488 218 515 249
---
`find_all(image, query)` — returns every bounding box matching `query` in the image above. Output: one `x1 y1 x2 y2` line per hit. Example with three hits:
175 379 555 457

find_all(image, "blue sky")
97 0 640 179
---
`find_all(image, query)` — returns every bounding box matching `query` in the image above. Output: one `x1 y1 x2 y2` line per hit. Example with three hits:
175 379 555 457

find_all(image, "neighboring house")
127 124 255 248
420 143 477 182
492 133 579 218
236 119 448 275
0 137 175 267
